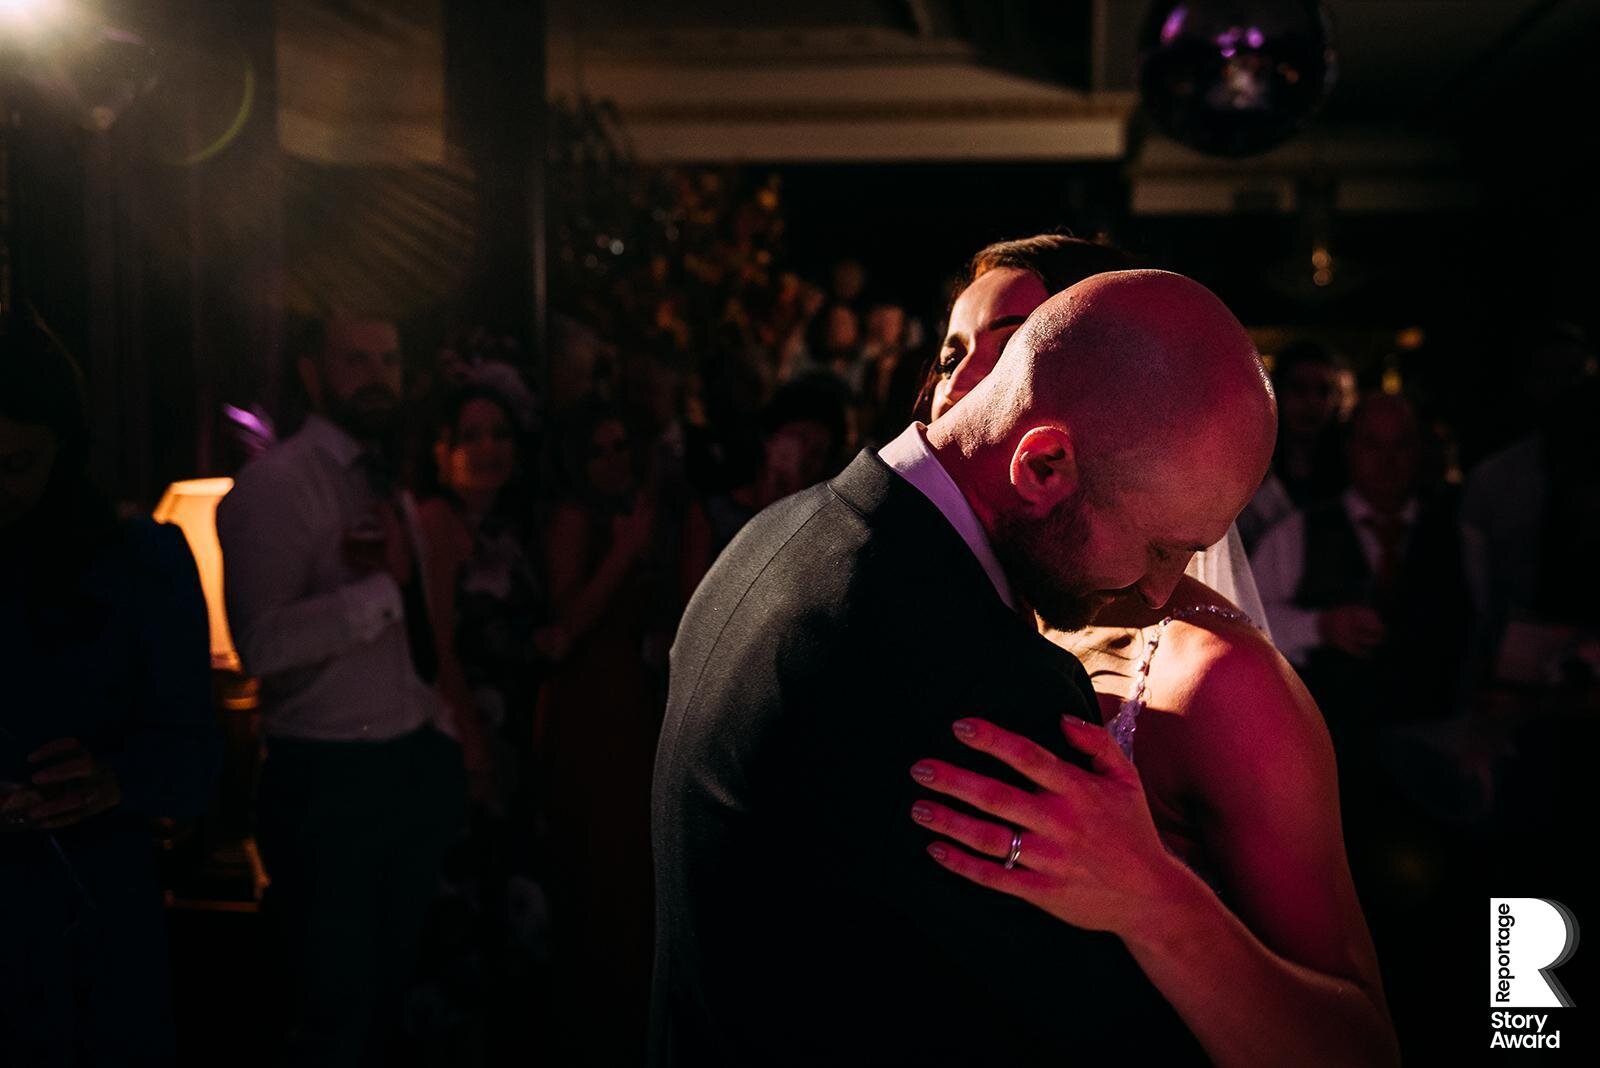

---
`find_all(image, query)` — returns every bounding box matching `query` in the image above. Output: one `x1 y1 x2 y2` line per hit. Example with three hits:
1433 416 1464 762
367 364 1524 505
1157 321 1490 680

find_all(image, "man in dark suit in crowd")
1254 392 1472 795
651 271 1278 1065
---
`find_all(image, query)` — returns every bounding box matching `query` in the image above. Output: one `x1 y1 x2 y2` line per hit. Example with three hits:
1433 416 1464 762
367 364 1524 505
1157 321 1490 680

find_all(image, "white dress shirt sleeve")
1248 511 1323 667
217 464 404 679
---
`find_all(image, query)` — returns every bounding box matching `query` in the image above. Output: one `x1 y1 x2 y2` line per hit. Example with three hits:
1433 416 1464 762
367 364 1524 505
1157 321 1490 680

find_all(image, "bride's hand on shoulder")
908 716 1190 938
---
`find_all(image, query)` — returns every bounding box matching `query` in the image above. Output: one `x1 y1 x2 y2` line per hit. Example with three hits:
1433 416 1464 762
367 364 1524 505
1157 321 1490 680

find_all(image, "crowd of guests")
1241 326 1599 806
3 226 1596 1063
1239 326 1598 1047
208 278 896 1063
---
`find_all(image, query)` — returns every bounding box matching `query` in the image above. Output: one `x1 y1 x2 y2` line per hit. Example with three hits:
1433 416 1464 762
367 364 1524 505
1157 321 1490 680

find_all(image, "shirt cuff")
338 572 404 645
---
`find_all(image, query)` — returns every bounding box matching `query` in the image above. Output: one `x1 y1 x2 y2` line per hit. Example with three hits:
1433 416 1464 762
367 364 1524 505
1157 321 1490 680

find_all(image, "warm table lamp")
151 477 238 672
152 477 266 902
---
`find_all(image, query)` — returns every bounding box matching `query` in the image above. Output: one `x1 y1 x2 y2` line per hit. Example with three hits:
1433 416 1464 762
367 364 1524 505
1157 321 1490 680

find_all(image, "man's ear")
298 356 323 410
1009 425 1080 514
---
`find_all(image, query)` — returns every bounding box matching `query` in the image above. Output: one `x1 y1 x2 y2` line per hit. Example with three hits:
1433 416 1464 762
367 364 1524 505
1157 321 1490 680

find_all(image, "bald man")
652 273 1285 1065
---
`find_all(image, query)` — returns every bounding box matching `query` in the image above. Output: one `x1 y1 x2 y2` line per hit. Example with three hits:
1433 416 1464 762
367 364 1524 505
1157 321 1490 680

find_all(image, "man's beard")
325 384 400 440
991 486 1102 632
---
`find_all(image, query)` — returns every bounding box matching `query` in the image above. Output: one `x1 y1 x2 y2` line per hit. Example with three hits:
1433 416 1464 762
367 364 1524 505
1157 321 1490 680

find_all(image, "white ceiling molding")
548 25 1137 162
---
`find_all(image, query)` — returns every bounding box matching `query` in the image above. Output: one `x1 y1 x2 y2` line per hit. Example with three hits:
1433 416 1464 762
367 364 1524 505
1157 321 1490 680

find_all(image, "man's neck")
923 419 1003 542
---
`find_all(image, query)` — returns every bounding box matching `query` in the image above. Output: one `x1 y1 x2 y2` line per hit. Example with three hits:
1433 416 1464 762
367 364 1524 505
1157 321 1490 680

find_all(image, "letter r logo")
1491 898 1579 1007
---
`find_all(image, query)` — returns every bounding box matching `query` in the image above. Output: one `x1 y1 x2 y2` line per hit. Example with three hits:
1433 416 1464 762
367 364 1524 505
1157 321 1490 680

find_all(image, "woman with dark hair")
416 383 562 808
1 312 219 1063
540 398 661 1065
412 383 562 1046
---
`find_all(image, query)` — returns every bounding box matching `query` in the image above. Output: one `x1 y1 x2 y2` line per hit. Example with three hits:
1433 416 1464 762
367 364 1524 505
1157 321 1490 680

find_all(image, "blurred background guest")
1460 323 1598 666
539 399 662 1066
216 311 464 1066
419 384 559 810
783 300 862 384
1457 334 1600 892
1 312 219 1065
679 374 853 597
1238 340 1351 551
855 299 927 448
412 382 564 1057
830 256 868 311
1251 392 1472 833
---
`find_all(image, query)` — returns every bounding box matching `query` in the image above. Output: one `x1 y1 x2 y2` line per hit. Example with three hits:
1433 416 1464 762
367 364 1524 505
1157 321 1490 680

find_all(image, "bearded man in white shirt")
217 310 464 1065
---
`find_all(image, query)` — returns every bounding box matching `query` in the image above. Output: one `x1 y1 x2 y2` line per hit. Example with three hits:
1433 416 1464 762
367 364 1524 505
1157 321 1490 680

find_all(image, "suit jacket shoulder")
651 450 1203 1067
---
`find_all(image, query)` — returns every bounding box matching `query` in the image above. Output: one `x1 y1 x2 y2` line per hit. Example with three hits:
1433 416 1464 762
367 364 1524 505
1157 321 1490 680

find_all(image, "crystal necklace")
1108 603 1259 762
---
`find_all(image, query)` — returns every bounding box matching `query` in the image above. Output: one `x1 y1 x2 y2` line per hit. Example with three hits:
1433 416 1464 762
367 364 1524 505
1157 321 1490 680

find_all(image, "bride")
903 235 1398 1067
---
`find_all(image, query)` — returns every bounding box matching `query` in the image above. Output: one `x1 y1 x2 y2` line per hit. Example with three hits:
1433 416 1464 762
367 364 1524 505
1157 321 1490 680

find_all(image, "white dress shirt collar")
1343 488 1419 529
878 422 1016 610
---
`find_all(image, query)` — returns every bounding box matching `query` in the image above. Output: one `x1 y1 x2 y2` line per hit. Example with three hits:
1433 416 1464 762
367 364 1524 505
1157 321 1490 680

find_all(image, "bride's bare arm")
906 633 1398 1067
1122 634 1397 1067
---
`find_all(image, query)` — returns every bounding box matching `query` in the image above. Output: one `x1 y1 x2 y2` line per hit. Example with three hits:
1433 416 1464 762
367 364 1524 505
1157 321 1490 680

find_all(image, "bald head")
1347 391 1421 512
926 270 1277 622
958 270 1275 494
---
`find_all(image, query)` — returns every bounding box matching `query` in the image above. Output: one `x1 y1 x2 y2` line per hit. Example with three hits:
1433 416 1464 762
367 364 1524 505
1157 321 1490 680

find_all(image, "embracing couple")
652 251 1401 1066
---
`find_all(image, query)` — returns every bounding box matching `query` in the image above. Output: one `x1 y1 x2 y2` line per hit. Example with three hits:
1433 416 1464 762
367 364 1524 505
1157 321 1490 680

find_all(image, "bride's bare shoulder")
1156 585 1324 745
1154 616 1334 813
1153 576 1274 677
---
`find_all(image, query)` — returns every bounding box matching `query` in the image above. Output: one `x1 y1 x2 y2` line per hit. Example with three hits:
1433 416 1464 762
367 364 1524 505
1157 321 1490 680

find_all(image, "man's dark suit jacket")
651 449 1205 1066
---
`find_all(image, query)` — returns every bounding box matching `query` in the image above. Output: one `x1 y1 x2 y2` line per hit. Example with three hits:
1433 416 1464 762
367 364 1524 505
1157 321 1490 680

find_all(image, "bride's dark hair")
965 232 1140 298
913 232 1140 421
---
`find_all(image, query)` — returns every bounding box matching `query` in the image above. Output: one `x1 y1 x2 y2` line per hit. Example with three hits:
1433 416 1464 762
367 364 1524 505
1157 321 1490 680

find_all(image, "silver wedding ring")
1003 829 1023 870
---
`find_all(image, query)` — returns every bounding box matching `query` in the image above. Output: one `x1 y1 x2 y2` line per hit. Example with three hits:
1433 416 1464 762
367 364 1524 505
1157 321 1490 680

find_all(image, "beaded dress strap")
1107 604 1258 762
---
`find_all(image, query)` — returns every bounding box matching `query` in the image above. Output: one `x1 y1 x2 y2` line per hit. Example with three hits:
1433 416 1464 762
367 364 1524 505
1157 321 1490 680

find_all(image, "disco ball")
1137 1 1337 157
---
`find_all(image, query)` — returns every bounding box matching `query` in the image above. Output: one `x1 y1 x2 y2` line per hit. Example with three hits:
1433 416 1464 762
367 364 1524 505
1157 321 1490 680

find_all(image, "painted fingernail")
928 843 948 861
910 763 935 784
911 803 934 823
1061 714 1087 728
952 719 976 739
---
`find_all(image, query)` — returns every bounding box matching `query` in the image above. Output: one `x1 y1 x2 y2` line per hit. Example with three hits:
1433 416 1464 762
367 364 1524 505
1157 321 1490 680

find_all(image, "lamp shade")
153 477 237 671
